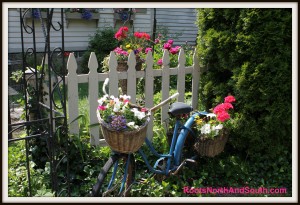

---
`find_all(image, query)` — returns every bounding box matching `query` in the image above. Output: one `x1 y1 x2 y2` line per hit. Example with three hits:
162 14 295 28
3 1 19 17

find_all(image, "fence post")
177 48 186 103
192 48 200 110
108 51 119 97
127 51 137 104
145 51 154 140
88 52 99 145
67 53 79 135
161 49 170 127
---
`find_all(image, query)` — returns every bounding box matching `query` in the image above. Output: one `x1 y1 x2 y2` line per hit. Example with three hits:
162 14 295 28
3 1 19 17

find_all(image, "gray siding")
156 8 198 46
8 8 198 53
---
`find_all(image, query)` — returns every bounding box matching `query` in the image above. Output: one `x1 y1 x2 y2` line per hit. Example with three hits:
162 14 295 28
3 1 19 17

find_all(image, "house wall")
8 8 198 54
155 8 198 46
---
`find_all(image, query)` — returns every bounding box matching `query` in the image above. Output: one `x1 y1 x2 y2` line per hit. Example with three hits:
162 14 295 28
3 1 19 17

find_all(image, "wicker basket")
117 56 143 94
97 112 149 154
194 129 229 157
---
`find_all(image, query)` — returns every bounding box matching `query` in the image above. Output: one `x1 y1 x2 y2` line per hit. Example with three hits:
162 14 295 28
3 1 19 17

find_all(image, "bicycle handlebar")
149 92 179 114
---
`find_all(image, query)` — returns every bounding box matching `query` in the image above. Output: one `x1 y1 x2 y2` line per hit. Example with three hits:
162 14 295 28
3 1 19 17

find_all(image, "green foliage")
80 28 118 74
196 8 292 158
8 139 54 197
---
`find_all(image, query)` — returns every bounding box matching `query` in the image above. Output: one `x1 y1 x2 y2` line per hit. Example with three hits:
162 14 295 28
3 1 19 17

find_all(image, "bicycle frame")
138 112 199 176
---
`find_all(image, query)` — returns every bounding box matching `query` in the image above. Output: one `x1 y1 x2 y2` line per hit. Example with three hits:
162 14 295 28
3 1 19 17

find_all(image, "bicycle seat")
169 102 193 116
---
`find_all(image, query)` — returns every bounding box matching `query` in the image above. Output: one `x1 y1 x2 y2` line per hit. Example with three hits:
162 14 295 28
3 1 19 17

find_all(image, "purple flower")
32 9 40 19
81 9 92 20
145 47 152 54
110 115 127 131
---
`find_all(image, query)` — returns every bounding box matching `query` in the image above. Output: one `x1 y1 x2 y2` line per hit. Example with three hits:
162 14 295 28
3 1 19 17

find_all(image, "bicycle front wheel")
92 153 135 197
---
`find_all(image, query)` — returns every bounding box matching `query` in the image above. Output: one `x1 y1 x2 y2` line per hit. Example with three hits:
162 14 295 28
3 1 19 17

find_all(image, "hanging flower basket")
97 113 149 154
194 129 229 157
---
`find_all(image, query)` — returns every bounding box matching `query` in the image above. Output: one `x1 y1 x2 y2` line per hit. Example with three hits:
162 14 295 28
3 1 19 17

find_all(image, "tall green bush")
196 8 292 158
80 28 118 73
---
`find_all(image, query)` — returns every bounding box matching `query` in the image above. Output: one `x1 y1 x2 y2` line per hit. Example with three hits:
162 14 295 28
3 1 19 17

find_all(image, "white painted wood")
55 48 200 146
67 53 79 135
108 51 118 97
177 48 186 103
192 48 201 110
145 51 154 140
127 51 137 104
161 49 170 125
88 52 99 145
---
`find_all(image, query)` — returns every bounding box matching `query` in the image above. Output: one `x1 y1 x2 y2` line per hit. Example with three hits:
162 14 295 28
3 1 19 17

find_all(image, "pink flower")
217 111 230 122
224 95 236 103
223 102 233 110
170 46 181 54
123 99 129 103
141 108 148 112
145 47 152 54
167 39 174 45
98 105 106 111
154 38 160 44
213 104 226 114
163 43 172 50
157 59 163 66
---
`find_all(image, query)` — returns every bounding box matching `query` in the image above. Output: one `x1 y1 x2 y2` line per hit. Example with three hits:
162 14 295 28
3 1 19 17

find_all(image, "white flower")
131 108 146 120
127 122 139 129
120 95 131 100
215 124 223 130
201 124 211 134
207 113 216 118
98 95 108 106
113 102 121 112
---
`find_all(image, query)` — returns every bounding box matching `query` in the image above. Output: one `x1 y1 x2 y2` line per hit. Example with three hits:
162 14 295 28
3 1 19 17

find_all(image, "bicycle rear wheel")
92 153 135 197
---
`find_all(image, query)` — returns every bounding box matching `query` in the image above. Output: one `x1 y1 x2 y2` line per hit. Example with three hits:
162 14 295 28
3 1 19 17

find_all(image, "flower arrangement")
65 8 98 20
97 94 148 131
194 95 236 139
112 26 152 62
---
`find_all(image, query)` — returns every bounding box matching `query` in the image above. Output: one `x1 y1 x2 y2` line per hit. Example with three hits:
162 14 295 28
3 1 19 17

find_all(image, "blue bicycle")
91 91 211 197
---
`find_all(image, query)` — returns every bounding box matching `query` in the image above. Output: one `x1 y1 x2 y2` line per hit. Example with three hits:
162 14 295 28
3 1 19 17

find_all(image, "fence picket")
67 53 79 135
127 51 137 104
192 48 200 110
177 48 186 102
145 51 154 140
161 49 170 125
88 52 99 145
108 51 119 97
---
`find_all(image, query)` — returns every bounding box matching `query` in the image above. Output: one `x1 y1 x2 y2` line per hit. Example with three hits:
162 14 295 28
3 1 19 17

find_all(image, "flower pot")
194 129 229 157
117 56 143 94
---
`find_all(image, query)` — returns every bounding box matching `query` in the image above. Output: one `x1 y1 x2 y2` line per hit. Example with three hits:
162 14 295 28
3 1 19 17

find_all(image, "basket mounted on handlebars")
98 113 150 154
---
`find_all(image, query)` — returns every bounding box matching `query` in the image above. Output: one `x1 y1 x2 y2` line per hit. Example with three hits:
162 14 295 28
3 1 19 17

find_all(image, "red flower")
224 95 236 103
115 26 129 40
134 32 143 38
217 111 230 122
64 52 70 57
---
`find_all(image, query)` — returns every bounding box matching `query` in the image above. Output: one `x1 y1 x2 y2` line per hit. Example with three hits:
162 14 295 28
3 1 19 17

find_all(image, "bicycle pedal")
186 158 196 163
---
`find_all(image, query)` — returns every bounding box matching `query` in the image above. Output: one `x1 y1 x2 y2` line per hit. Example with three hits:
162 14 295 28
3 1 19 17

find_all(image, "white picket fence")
66 48 201 146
